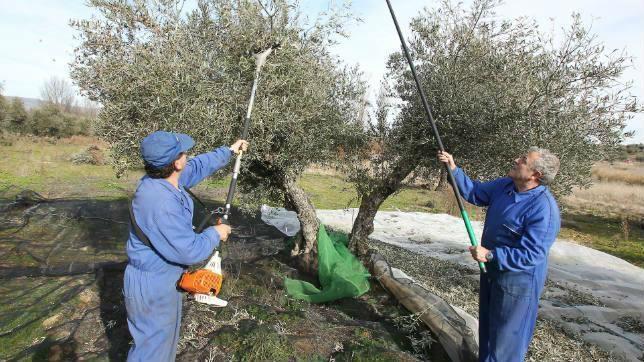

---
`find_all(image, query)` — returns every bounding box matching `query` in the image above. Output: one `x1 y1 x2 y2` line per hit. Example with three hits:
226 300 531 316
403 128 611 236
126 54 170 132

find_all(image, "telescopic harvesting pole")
385 0 486 273
197 46 276 232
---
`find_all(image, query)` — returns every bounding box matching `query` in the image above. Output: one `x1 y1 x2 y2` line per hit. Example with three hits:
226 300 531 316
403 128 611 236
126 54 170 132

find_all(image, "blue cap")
140 131 195 168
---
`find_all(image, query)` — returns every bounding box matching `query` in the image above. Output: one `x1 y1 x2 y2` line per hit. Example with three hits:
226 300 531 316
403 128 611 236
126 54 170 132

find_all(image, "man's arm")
438 151 506 207
148 201 221 265
180 140 249 188
180 146 232 189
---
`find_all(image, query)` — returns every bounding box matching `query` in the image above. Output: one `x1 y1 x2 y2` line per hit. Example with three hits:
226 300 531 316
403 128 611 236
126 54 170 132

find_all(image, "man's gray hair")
528 147 560 185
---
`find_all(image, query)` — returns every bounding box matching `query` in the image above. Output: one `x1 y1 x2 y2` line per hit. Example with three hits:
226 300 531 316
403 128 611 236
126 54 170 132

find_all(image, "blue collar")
505 182 546 203
141 176 185 197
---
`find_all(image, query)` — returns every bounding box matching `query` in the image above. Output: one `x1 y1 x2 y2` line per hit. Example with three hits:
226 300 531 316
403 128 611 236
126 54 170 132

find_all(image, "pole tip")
253 42 281 69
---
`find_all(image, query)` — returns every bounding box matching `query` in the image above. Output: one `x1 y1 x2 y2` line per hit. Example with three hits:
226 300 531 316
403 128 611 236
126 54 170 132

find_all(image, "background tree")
345 0 640 254
0 84 6 124
4 98 29 133
71 0 365 266
40 76 76 113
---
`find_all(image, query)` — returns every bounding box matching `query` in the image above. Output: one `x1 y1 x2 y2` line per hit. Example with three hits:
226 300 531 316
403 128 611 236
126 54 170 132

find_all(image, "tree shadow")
0 192 132 360
96 263 131 361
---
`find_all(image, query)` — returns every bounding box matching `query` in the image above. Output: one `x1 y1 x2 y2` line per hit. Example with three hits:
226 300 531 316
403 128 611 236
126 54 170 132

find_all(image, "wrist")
485 250 494 262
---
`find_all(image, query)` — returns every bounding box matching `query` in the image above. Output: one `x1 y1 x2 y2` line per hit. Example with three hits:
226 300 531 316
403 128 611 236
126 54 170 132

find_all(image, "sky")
1 0 642 143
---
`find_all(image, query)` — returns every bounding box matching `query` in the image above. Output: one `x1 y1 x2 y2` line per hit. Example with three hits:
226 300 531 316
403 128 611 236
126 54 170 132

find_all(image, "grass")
299 173 485 219
0 135 141 199
592 161 644 185
239 325 290 362
560 213 644 267
1 134 642 266
563 180 644 218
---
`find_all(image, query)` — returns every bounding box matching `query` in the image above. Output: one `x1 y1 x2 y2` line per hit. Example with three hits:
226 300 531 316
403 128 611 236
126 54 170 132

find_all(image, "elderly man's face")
508 151 541 183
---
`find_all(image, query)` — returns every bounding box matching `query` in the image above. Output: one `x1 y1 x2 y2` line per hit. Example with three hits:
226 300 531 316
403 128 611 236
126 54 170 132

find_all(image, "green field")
1 135 642 267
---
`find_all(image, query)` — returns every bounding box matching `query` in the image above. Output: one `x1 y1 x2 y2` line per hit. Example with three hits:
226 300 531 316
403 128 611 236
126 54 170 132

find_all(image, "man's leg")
479 273 492 361
486 273 539 362
124 266 183 362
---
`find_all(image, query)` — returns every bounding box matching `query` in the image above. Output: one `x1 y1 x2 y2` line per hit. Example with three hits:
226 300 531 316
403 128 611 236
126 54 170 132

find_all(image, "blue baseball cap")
140 131 195 168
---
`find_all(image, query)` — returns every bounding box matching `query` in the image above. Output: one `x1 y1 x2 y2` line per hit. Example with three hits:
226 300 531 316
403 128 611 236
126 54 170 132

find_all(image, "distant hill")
5 96 99 116
6 96 44 111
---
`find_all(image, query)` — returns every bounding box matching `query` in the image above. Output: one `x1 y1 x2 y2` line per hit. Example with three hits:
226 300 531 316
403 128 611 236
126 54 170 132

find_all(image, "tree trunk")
349 162 416 256
282 175 320 273
435 167 449 191
370 253 479 362
349 191 389 256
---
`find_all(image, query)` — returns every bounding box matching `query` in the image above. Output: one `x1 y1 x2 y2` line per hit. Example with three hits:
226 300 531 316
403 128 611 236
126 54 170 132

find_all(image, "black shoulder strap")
128 201 155 249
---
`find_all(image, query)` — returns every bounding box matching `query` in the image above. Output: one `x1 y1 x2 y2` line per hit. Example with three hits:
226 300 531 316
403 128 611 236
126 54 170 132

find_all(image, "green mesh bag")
284 224 370 303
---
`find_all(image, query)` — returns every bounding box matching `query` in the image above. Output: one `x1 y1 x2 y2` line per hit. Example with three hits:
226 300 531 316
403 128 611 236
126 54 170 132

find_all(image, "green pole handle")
461 210 487 273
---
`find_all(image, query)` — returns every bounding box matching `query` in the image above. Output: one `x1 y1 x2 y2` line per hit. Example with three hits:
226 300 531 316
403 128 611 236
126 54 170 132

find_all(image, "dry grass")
304 163 341 176
563 181 644 218
592 162 644 185
0 135 141 199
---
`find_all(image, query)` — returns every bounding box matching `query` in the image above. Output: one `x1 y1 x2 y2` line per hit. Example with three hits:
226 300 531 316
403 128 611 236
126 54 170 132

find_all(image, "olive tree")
345 0 640 254
71 0 365 265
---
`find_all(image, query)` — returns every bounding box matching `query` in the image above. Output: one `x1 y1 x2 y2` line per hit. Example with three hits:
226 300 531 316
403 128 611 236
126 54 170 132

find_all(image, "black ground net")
0 187 285 360
0 188 130 360
0 187 454 361
0 189 129 278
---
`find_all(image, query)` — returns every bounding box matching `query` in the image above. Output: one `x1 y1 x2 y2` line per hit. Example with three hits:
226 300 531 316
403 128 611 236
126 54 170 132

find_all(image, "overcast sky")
1 0 642 143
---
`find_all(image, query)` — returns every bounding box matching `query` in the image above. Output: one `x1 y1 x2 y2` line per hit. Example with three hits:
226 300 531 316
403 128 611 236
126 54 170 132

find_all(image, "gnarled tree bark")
349 161 416 256
282 174 319 273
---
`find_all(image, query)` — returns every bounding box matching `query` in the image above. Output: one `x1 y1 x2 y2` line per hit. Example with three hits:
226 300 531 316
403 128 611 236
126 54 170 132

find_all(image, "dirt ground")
0 189 445 361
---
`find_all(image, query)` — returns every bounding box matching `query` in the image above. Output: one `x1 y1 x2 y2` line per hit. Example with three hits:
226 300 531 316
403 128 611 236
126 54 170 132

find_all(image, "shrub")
70 145 105 165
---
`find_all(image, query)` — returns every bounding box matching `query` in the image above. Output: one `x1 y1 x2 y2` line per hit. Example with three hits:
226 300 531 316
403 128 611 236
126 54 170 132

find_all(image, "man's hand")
230 139 249 155
469 245 491 262
437 151 457 171
214 224 232 242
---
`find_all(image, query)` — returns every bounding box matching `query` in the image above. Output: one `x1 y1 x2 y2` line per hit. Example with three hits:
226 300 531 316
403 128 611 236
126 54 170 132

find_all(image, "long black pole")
385 0 486 273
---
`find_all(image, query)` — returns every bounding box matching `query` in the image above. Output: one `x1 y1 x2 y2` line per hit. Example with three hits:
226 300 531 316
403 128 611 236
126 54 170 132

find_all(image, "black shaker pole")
385 0 486 273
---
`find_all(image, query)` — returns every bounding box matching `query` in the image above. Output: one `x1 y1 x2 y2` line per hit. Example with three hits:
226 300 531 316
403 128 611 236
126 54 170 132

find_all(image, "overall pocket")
502 223 522 238
496 223 523 246
496 270 534 298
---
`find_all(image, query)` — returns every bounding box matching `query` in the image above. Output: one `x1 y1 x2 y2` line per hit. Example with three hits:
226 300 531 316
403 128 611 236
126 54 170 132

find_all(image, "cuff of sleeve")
492 248 505 270
202 226 221 249
214 145 233 163
214 145 233 155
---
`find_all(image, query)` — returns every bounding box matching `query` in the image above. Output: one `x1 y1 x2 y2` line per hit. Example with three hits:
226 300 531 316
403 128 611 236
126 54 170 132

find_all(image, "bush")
27 104 93 138
0 131 13 147
3 98 29 133
70 145 105 165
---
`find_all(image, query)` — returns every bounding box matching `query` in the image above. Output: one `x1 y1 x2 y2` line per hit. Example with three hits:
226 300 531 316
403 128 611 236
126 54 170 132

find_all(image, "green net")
284 224 370 303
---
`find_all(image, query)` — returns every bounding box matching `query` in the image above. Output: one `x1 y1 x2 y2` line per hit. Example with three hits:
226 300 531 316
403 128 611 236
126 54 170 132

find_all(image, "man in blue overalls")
124 130 248 361
439 147 561 361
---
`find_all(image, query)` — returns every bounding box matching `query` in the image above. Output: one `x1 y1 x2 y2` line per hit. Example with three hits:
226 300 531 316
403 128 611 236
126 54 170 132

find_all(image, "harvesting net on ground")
0 188 429 360
284 224 371 303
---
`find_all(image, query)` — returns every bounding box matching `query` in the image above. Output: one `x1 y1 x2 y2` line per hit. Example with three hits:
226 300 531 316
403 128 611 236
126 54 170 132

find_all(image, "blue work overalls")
453 167 560 362
124 146 232 362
